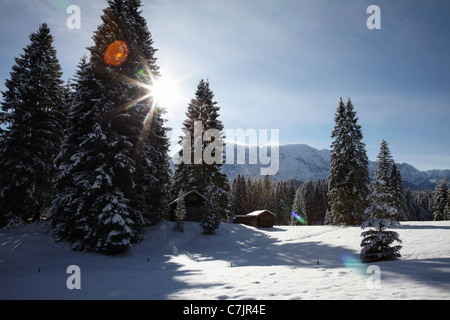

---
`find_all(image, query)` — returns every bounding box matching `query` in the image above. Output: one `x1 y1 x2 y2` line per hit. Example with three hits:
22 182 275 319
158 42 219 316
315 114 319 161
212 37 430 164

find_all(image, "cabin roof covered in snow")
241 210 276 217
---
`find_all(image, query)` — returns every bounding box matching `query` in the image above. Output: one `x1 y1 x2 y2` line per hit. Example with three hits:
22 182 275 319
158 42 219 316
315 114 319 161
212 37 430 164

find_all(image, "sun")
151 75 176 108
114 59 183 121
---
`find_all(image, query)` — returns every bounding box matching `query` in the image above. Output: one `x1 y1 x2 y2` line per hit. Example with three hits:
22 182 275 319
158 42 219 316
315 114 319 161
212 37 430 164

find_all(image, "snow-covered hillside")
221 143 450 189
1 221 449 300
222 144 331 182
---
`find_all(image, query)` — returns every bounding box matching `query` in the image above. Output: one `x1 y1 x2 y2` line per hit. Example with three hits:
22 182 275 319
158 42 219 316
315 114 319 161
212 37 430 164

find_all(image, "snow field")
1 221 449 299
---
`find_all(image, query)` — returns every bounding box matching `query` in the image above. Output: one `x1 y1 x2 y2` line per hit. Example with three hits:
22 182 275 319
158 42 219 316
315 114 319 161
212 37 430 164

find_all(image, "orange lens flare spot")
104 40 129 66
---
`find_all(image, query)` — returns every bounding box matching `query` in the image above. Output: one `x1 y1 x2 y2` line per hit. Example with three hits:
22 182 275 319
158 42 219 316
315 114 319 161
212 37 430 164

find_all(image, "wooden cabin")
169 190 208 222
235 210 275 228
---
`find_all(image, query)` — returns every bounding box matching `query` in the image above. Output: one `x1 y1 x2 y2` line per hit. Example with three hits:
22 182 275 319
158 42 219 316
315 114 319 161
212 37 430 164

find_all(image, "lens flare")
49 0 71 11
135 64 150 82
104 40 129 66
291 212 306 225
340 253 366 276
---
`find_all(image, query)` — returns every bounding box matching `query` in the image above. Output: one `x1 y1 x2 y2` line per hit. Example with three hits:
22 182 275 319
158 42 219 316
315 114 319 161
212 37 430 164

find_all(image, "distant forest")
230 175 435 225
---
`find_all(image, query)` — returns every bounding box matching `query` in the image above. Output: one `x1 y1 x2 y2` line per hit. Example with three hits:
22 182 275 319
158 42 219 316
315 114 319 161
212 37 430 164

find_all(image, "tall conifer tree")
261 175 275 212
201 193 221 235
51 0 170 254
301 180 315 224
274 180 291 225
365 140 398 220
247 178 263 212
328 98 369 225
173 189 186 232
389 163 407 221
0 23 65 227
231 174 248 218
173 79 230 221
361 140 403 263
292 184 307 225
434 178 448 221
445 190 450 220
315 179 329 224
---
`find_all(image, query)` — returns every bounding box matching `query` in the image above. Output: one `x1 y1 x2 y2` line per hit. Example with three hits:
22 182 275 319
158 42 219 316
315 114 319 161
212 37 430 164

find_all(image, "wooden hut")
169 190 208 222
235 210 275 228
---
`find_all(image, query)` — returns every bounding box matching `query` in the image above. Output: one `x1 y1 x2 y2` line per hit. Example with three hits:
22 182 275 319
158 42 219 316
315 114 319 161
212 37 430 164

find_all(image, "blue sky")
0 0 449 171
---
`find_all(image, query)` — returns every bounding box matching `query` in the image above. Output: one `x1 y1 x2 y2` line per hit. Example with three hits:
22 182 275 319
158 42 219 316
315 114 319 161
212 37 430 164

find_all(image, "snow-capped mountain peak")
221 143 449 189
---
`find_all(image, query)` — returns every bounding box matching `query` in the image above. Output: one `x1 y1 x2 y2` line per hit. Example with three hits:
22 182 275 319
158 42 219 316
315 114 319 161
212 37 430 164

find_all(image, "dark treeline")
230 174 435 225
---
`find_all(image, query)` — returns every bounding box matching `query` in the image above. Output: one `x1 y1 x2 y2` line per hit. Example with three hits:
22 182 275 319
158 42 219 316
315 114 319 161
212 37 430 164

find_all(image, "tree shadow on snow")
167 223 353 269
260 227 286 232
138 223 357 298
131 222 450 299
397 224 450 230
372 257 450 292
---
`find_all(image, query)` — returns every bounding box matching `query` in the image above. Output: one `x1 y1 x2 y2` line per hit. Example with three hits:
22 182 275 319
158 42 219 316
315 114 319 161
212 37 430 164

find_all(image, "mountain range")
221 143 450 190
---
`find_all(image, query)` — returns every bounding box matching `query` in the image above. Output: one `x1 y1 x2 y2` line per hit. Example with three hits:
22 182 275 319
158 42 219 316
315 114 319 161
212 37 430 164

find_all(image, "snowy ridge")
221 143 450 189
1 221 450 299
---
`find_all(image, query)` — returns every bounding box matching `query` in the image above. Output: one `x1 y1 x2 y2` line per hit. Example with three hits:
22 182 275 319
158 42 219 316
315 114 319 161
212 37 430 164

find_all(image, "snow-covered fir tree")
246 177 263 213
278 179 296 225
173 189 186 232
290 179 328 225
289 179 328 225
360 218 402 263
0 23 65 227
287 180 297 207
133 102 171 226
445 190 450 220
404 189 434 221
51 56 97 243
292 185 307 225
173 79 230 220
200 193 221 235
301 180 315 224
261 175 275 213
328 98 369 225
434 178 448 221
365 140 398 220
389 163 407 221
274 181 290 225
324 210 333 225
244 177 255 213
361 141 403 262
51 0 170 254
230 174 248 221
314 179 329 224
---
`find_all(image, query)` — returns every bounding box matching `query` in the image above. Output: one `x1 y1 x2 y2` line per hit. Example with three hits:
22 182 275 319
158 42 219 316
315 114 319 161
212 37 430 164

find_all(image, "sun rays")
101 47 162 127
